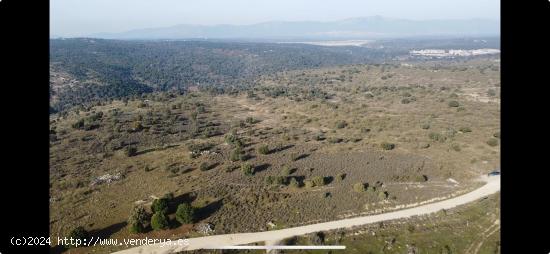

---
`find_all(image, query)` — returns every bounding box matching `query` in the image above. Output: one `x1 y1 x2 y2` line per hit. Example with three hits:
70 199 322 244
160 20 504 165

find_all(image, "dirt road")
113 175 500 254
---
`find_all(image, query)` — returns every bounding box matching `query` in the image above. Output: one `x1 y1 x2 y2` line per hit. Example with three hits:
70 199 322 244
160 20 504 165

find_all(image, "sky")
51 0 500 37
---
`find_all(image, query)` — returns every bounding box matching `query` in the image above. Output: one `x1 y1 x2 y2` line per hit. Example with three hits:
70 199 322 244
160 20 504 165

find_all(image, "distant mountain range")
89 16 499 40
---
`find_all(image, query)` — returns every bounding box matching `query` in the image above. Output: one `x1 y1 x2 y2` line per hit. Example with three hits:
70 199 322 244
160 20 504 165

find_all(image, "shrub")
304 179 315 188
380 142 395 150
241 163 254 176
459 127 472 133
487 138 499 147
230 148 242 162
335 120 348 129
265 175 286 185
353 183 367 192
311 176 326 186
448 101 460 107
132 121 144 132
421 123 430 130
151 212 169 230
281 166 292 176
308 232 325 245
199 162 210 171
378 191 389 200
415 175 428 182
125 146 138 157
175 203 195 224
493 131 501 138
72 119 85 129
257 144 270 155
245 117 257 124
225 134 238 145
65 226 90 248
401 98 411 104
128 206 149 233
327 137 343 144
151 198 169 214
451 143 461 151
429 132 447 142
289 177 300 188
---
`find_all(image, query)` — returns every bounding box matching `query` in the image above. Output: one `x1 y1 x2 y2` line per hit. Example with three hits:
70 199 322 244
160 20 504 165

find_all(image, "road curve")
113 175 500 254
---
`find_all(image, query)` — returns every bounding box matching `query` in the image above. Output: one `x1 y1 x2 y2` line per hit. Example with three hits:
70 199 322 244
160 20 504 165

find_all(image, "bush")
230 148 243 162
429 132 447 142
308 232 325 245
459 127 472 133
72 119 85 129
175 203 195 224
451 143 461 151
353 183 367 193
65 226 90 248
241 163 254 176
448 101 460 107
265 175 286 185
415 175 428 182
199 162 210 171
421 123 430 130
289 177 300 188
380 142 395 150
335 120 348 129
311 176 326 187
125 146 138 157
281 166 292 176
245 117 257 124
378 191 389 200
257 144 270 155
151 198 169 214
401 98 411 104
487 138 499 147
151 212 169 230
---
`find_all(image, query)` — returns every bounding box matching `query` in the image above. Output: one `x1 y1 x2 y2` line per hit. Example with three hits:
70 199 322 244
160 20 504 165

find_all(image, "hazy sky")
51 0 500 37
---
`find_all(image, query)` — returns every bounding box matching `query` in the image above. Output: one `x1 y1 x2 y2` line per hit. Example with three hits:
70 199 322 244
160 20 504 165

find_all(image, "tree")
151 212 169 230
175 203 195 224
128 206 149 233
151 198 169 214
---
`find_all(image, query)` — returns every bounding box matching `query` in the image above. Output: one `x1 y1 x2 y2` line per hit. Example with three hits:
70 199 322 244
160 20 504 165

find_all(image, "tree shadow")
276 144 294 152
294 153 310 161
196 199 224 221
324 176 334 185
254 163 271 173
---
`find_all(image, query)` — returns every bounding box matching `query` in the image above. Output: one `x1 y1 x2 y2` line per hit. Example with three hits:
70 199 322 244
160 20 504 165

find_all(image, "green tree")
151 198 169 215
128 206 149 233
175 203 195 224
151 212 169 230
